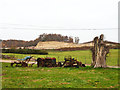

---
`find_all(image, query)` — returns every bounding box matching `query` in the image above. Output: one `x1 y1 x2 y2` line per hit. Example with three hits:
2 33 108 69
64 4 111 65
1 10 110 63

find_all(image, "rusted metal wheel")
21 62 28 67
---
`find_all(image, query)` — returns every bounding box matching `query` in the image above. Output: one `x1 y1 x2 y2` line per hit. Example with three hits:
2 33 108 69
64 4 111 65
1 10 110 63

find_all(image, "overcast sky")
0 0 119 43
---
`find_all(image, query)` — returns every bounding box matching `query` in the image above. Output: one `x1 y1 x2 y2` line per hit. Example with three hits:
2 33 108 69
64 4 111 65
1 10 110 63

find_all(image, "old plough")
11 56 35 67
62 56 85 68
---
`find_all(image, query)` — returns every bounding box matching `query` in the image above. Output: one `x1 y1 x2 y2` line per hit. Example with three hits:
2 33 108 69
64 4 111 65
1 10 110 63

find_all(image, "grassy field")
2 63 119 88
2 49 119 66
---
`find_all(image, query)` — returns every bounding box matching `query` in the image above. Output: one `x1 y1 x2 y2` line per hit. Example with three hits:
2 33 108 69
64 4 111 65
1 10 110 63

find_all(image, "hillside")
34 41 119 50
2 33 74 48
35 41 89 49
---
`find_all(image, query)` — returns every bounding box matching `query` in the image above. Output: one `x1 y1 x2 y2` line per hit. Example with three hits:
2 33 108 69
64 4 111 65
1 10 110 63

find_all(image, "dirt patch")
77 71 87 74
17 69 36 71
2 77 11 79
59 82 70 85
24 76 29 79
0 73 6 76
47 70 51 72
33 79 46 82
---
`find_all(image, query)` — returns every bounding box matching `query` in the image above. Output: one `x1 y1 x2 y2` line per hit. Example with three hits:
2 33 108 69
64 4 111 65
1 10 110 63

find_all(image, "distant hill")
2 33 74 48
34 41 120 50
35 41 93 49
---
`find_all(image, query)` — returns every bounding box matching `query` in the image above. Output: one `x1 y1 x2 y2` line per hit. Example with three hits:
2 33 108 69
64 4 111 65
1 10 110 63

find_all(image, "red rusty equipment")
62 56 85 68
37 57 57 67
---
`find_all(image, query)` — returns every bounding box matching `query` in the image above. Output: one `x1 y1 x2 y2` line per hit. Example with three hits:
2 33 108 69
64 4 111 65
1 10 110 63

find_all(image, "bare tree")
91 34 109 68
75 37 79 44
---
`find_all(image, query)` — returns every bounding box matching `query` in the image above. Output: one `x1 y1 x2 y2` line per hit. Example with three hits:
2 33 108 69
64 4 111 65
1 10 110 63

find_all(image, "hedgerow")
2 49 48 55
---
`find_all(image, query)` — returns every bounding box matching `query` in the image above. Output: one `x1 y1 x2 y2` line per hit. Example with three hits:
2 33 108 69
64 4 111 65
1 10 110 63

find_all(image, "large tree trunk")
91 34 109 68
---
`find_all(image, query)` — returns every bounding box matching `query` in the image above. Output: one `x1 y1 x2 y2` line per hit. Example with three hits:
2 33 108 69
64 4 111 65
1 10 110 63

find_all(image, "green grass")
2 63 119 88
2 49 119 66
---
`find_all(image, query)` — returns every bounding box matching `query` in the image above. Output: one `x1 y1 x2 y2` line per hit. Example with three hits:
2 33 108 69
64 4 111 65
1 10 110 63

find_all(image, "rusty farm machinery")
37 56 85 68
11 56 36 67
62 56 85 68
11 56 85 68
37 57 57 67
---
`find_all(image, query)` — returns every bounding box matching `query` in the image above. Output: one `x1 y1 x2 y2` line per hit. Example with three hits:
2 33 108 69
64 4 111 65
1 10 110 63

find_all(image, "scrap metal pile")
36 56 85 68
11 56 85 68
